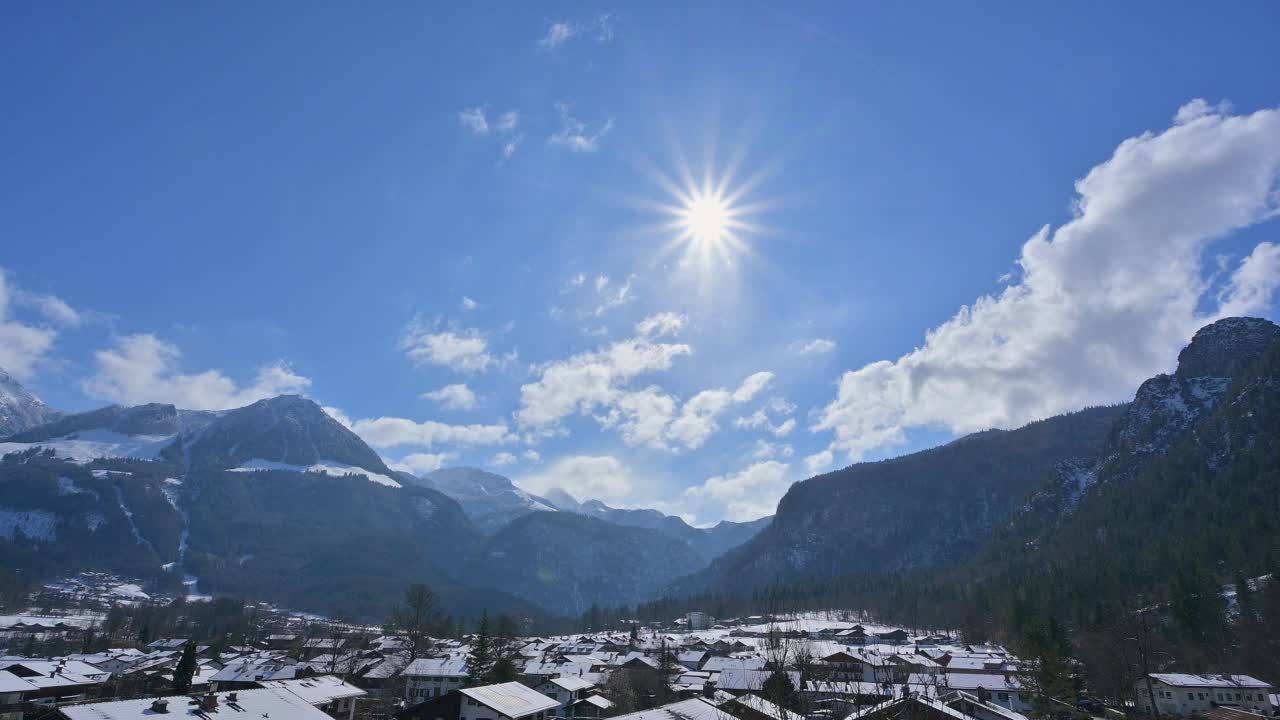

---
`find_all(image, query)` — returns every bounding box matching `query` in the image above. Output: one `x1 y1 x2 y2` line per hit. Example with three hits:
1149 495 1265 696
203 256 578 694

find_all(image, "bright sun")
682 192 732 246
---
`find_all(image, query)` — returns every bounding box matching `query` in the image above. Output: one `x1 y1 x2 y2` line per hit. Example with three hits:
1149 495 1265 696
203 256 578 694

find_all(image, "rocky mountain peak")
1175 316 1280 379
0 367 61 438
178 394 390 475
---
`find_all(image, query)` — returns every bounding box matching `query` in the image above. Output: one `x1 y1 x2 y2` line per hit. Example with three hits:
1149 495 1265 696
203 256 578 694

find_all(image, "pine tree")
465 613 494 687
172 642 197 696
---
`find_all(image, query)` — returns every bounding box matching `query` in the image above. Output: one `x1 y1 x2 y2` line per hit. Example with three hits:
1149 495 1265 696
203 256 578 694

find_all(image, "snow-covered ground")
0 508 56 540
230 458 402 488
0 429 175 463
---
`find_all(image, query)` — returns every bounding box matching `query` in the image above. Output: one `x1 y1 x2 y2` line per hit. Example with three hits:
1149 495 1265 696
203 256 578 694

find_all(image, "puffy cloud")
348 415 514 449
461 296 478 311
683 460 791 522
490 452 517 466
522 449 542 463
517 455 634 505
804 450 834 475
796 338 837 355
389 452 454 475
731 371 773 403
401 324 494 373
421 383 478 410
751 439 794 461
735 395 796 437
549 103 614 153
813 100 1280 461
1217 242 1280 318
517 336 691 428
81 333 310 410
0 270 61 380
458 107 489 134
636 311 687 338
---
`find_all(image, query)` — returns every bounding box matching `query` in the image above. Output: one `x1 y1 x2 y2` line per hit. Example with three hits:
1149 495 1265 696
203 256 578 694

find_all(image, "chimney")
152 699 170 714
201 693 218 712
227 693 238 703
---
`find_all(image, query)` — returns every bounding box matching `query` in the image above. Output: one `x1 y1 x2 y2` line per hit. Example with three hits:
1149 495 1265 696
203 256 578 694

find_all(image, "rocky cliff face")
0 369 61 438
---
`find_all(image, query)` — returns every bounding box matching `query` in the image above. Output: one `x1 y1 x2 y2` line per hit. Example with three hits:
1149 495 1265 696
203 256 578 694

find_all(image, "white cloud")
683 460 790 522
751 439 794 461
491 451 517 466
457 107 522 159
458 107 489 134
494 111 519 133
461 296 478 311
796 338 837 355
522 449 542 463
389 452 454 475
813 100 1280 462
549 103 614 153
731 371 773 403
593 274 634 315
401 324 494 373
636 312 687 338
735 394 796 437
421 383 478 411
348 416 514 449
538 15 614 49
81 333 310 411
804 450 834 475
517 454 634 505
0 269 61 380
1217 242 1280 317
517 335 692 428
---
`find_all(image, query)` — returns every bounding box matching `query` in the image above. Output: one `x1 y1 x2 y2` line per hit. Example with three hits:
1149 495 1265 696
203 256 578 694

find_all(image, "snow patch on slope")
230 458 402 488
0 429 174 463
0 508 57 541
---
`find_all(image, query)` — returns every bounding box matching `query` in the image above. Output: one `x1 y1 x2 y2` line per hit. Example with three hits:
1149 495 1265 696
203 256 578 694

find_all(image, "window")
998 693 1009 701
1188 693 1195 700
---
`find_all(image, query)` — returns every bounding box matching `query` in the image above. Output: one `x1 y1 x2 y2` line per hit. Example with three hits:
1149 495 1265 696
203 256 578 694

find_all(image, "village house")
532 676 594 717
565 695 612 719
0 658 112 713
57 687 336 720
403 656 469 701
260 675 366 720
1134 674 1275 717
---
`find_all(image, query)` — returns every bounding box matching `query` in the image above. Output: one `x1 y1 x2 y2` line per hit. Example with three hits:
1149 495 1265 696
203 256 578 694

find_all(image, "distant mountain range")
0 385 769 618
3 316 1276 629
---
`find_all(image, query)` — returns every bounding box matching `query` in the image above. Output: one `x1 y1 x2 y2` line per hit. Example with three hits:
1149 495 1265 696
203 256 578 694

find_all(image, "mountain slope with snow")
0 368 61 438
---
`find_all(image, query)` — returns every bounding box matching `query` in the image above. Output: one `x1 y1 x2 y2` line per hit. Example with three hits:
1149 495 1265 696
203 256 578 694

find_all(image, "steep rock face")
1004 317 1280 545
6 403 217 443
174 395 391 476
414 467 557 532
473 512 705 616
0 369 61 438
680 404 1127 595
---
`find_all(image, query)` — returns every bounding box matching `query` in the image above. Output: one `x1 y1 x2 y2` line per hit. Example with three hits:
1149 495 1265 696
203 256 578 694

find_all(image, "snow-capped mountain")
0 368 61 438
413 467 558 531
173 394 403 487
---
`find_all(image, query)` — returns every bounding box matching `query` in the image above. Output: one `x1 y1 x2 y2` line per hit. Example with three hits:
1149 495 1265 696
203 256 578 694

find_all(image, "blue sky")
3 2 1280 524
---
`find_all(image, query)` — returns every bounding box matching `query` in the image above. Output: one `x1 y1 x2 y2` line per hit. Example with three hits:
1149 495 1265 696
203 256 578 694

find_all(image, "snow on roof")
404 655 468 677
547 676 594 692
0 659 111 688
571 695 613 710
845 693 972 720
716 669 800 692
702 657 766 673
940 673 1023 691
60 687 331 720
0 670 37 693
258 675 366 704
729 694 807 720
459 682 560 719
609 698 734 720
208 661 301 683
1151 674 1272 689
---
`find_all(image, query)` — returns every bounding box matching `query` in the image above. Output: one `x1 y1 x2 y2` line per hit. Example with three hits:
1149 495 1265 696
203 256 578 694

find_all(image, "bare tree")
387 584 440 663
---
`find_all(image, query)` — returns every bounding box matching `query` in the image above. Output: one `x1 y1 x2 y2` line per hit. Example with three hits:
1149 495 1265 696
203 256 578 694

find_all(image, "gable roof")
459 682 559 719
609 698 733 720
59 688 331 720
1150 674 1272 689
728 694 806 720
